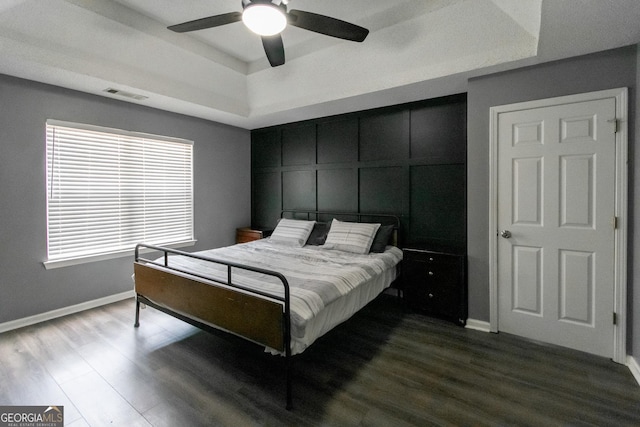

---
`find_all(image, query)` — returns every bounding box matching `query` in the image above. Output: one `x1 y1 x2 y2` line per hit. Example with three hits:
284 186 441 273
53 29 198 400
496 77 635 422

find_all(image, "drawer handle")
429 257 434 262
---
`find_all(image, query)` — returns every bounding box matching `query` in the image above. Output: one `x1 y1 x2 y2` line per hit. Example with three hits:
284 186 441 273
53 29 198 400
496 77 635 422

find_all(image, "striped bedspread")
163 239 403 354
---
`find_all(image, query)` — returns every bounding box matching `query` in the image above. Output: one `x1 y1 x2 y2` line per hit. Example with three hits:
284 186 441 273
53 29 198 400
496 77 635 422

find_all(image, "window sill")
43 240 197 270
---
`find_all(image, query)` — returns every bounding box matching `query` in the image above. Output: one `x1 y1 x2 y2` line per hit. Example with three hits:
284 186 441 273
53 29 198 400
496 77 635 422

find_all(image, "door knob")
500 230 512 239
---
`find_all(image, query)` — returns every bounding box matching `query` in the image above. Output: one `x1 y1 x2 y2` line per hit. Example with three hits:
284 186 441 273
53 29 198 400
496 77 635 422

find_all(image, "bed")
133 211 403 409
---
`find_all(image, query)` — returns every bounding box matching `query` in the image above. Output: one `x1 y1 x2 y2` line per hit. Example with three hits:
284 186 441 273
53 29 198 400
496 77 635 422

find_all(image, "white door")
496 97 618 358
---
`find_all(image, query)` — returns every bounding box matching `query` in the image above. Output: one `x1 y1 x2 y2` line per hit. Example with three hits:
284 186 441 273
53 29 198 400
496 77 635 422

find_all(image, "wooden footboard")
134 262 285 351
133 243 293 409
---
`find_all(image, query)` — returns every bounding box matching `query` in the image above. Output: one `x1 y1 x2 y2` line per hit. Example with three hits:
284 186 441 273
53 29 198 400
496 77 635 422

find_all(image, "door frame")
488 88 628 364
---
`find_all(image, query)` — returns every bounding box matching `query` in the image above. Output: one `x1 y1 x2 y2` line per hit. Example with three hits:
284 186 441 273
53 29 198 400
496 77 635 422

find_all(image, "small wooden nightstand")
402 246 467 326
236 227 272 244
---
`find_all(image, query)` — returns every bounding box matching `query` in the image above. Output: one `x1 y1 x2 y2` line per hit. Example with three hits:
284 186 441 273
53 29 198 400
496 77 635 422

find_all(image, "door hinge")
613 312 617 325
608 118 619 133
613 216 618 229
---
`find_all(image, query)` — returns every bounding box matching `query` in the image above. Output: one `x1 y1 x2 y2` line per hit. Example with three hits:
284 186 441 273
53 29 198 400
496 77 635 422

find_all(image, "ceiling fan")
167 0 369 67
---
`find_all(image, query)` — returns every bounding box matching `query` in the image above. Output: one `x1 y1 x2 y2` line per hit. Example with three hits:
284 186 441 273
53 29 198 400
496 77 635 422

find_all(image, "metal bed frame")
133 210 401 410
134 244 293 406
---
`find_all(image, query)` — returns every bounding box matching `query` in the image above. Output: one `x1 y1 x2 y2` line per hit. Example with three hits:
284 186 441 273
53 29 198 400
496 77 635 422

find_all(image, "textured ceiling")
0 0 639 129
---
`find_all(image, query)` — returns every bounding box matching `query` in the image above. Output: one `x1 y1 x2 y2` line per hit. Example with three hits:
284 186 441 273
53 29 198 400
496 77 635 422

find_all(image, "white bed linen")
150 240 402 355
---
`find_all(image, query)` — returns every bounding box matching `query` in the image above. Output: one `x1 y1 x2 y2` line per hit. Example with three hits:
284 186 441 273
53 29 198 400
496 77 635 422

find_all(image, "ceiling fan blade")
168 12 242 33
262 35 285 67
287 10 369 42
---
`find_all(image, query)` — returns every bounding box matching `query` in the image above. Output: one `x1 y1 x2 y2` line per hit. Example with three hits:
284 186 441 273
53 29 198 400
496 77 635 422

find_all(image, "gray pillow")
369 224 394 253
306 222 329 245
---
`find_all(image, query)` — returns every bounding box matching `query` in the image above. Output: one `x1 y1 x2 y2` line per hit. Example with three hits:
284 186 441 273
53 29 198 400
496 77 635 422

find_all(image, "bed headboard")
280 210 403 247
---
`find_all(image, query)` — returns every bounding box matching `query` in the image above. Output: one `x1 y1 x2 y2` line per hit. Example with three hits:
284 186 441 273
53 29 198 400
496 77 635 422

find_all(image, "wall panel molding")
252 94 467 250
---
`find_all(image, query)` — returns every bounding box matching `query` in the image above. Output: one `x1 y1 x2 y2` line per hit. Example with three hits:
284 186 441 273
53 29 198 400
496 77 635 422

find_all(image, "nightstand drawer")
404 262 459 287
405 283 459 316
404 250 460 266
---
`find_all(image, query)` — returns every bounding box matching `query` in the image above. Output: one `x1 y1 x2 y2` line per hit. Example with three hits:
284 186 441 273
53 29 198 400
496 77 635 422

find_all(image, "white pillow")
323 219 381 254
269 218 315 247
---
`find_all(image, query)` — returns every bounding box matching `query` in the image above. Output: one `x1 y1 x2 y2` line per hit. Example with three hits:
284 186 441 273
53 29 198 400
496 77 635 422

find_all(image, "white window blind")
45 120 194 267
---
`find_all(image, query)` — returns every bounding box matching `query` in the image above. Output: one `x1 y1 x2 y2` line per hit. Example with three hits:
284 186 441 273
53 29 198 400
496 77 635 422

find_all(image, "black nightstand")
402 246 467 326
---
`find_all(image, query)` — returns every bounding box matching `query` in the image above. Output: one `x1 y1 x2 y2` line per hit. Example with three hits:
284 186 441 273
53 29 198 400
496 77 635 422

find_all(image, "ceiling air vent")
103 88 148 101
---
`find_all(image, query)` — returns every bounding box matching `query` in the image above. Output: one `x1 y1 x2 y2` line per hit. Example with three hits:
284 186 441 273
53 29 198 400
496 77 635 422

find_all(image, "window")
45 120 194 268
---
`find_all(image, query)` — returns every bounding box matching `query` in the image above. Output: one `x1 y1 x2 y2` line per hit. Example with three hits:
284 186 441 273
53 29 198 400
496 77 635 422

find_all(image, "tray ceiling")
0 0 639 129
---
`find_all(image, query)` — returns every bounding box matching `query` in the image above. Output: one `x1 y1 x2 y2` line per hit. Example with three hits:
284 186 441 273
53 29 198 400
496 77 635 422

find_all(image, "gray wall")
467 46 637 355
0 74 251 324
634 46 640 358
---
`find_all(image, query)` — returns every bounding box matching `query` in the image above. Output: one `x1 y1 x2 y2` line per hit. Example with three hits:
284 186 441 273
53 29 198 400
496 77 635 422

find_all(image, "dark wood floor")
1 294 639 426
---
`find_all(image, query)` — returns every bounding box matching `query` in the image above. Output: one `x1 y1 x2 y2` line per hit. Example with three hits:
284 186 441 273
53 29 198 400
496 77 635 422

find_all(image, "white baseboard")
465 318 491 333
628 355 640 386
0 290 135 334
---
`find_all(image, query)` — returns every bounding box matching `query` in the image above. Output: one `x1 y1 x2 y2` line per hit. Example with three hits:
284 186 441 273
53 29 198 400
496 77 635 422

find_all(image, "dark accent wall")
251 94 467 250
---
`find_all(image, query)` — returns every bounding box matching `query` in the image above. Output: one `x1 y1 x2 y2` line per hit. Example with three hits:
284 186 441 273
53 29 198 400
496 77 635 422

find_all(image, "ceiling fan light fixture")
168 1 369 67
242 4 287 36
